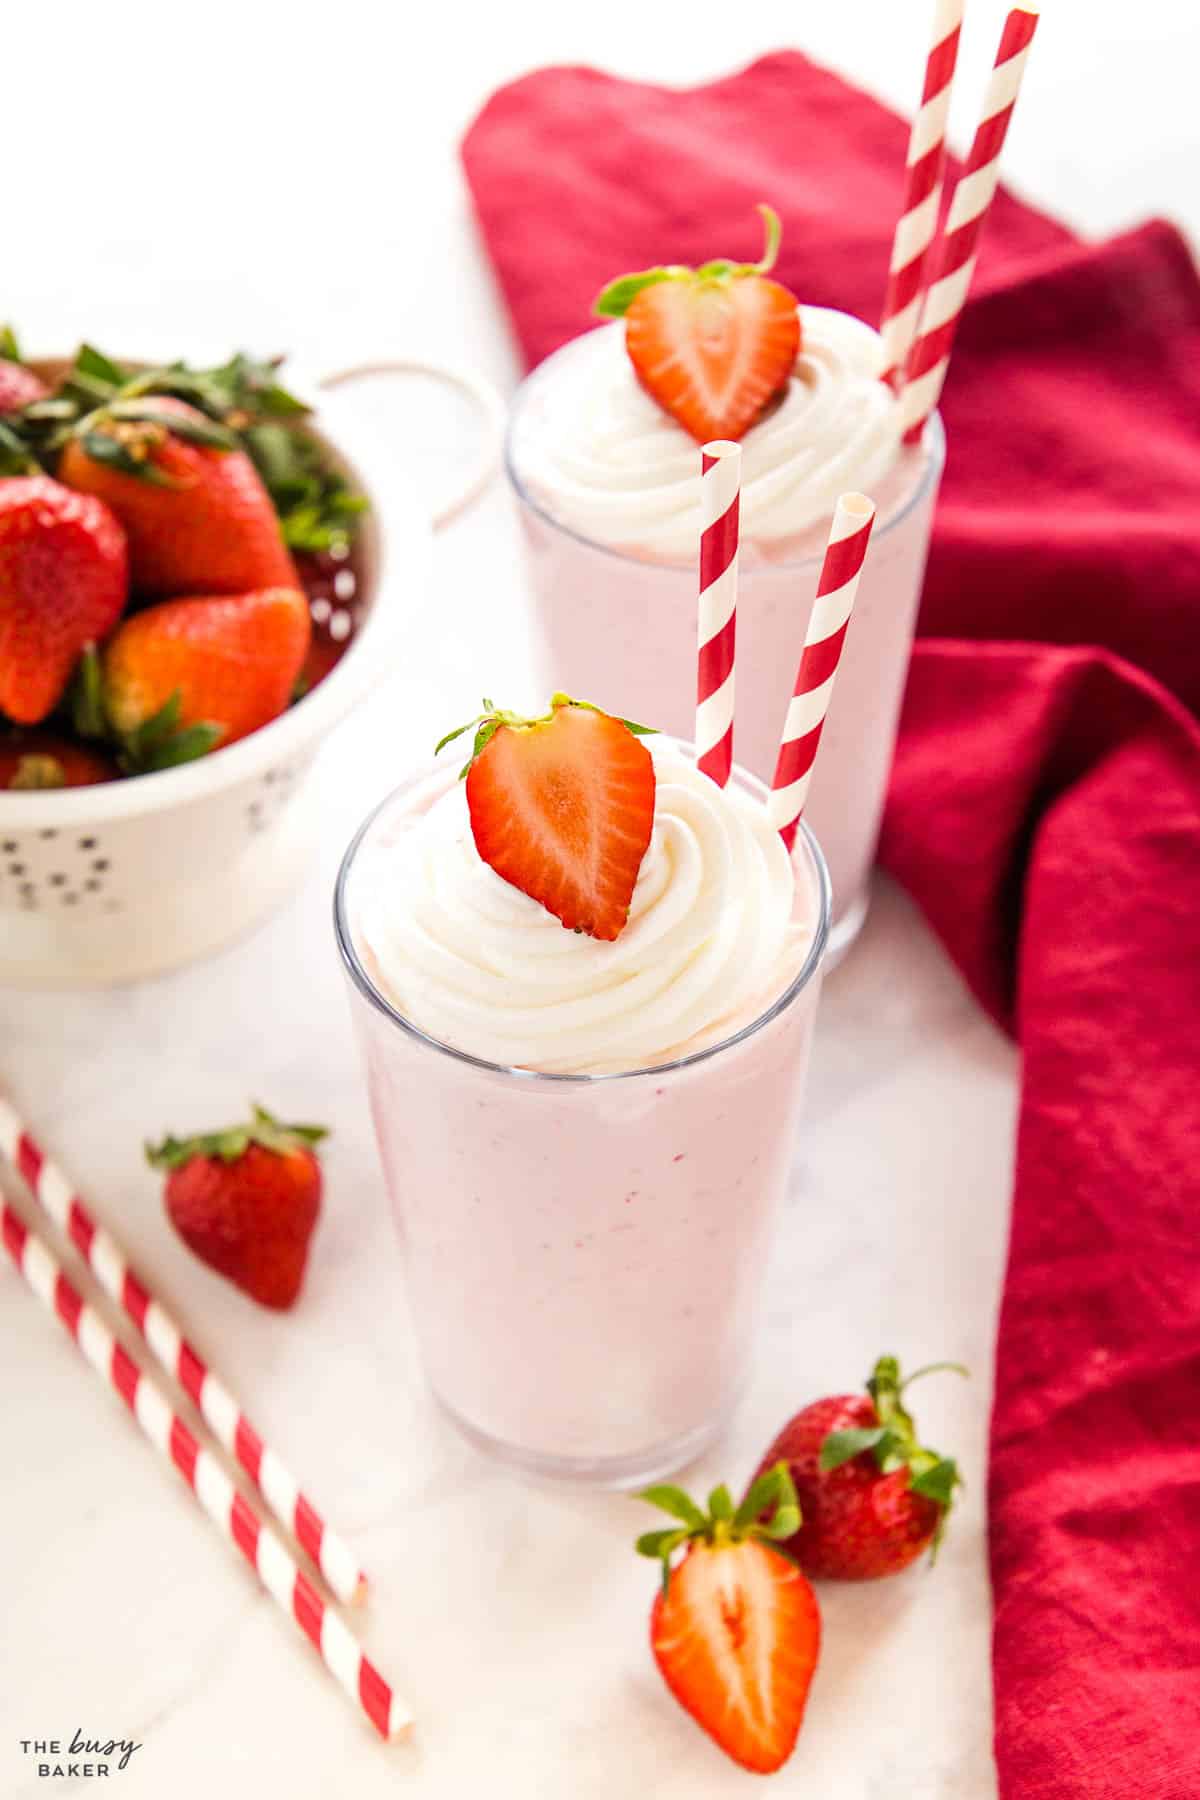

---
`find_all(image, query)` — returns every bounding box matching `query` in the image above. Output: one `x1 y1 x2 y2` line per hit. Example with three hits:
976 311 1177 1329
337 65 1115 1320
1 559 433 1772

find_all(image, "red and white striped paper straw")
695 440 741 787
0 1199 410 1742
898 6 1040 441
879 0 965 382
769 493 876 849
0 1095 366 1607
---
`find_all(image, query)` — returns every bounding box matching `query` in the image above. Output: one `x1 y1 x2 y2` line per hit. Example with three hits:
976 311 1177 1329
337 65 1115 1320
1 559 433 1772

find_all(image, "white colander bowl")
0 356 501 987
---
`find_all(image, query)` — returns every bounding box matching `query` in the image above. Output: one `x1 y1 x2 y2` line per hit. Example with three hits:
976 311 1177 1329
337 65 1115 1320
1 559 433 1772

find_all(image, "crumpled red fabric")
462 51 1200 1798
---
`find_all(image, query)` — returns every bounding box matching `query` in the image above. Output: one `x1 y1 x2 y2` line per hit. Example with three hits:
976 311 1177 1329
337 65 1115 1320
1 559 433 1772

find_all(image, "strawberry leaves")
436 694 655 780
147 1104 328 1172
66 399 240 487
637 1464 801 1594
75 343 126 389
735 1465 802 1539
639 1484 708 1534
909 1459 961 1509
0 334 367 549
117 694 223 774
819 1426 890 1471
57 347 305 427
118 351 311 424
819 1355 967 1550
434 695 516 774
594 266 692 319
69 644 107 741
240 421 367 553
107 400 237 449
70 646 220 775
0 420 36 476
594 204 786 317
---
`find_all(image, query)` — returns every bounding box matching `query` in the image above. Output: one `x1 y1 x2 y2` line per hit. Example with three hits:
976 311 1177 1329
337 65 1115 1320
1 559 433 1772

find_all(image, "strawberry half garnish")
594 204 801 444
436 694 656 942
637 1464 821 1774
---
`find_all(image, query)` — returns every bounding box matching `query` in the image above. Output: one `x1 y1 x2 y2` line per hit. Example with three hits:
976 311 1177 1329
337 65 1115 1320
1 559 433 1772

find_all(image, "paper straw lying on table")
768 493 876 849
696 439 742 787
0 1094 366 1608
898 6 1040 440
0 1199 411 1742
879 0 965 381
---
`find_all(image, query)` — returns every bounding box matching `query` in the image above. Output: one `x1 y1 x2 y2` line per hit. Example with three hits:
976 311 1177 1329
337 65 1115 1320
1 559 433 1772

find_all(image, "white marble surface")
0 832 1017 1799
1 1 1189 1793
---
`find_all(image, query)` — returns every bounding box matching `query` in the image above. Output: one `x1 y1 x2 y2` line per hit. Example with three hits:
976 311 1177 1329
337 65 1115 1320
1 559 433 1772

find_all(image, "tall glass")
335 758 831 1489
506 333 944 958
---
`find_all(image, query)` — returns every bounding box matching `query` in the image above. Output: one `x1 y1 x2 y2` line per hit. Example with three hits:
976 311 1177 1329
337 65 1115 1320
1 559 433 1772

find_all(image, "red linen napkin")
462 52 1200 1799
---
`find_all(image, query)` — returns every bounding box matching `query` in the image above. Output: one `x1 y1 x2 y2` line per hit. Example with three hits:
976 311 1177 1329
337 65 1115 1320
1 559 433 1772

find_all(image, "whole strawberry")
0 476 128 725
59 397 298 598
101 585 311 767
637 1464 820 1774
750 1356 965 1580
148 1106 327 1310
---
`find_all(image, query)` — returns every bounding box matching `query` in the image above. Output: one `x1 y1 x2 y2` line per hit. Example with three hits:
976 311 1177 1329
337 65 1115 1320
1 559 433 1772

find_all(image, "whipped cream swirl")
354 745 810 1075
510 307 904 564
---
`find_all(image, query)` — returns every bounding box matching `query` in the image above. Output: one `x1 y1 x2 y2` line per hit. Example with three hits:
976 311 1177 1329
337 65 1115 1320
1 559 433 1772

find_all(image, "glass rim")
333 755 833 1087
503 327 946 572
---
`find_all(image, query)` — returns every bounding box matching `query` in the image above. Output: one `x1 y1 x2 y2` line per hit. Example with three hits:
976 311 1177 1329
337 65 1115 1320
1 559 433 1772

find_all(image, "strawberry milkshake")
336 698 830 1486
505 213 943 955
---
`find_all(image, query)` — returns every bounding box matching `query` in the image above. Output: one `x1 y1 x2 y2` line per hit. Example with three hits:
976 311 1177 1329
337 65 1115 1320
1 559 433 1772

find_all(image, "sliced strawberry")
638 1467 821 1773
438 694 656 941
594 204 801 443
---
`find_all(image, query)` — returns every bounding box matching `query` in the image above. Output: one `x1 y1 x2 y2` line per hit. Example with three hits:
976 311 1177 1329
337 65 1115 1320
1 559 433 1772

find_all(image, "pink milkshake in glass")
336 724 830 1488
507 308 943 956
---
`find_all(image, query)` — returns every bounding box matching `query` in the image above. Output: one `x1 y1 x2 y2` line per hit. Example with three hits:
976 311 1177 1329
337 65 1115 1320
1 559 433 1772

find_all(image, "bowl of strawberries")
0 333 431 986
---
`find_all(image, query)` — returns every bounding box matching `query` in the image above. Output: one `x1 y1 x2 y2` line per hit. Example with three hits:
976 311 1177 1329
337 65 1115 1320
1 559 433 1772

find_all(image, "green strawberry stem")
593 204 786 318
435 694 655 779
819 1354 966 1554
0 419 41 476
70 645 107 741
636 1462 801 1594
147 1105 328 1172
899 1361 971 1392
115 694 223 776
65 400 239 487
753 202 783 272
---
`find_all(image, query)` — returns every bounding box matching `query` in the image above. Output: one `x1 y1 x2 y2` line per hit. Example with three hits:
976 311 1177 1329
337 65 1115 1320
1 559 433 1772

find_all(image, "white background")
7 1 1197 385
1 3 1192 1796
